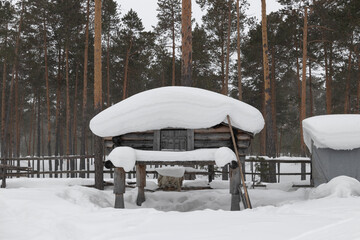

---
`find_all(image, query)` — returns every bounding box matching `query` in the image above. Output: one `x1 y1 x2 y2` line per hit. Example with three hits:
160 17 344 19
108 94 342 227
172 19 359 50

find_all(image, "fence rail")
1 155 312 184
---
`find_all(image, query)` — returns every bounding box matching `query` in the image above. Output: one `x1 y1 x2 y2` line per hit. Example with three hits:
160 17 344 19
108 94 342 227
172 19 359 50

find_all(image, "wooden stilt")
114 167 126 208
136 164 146 206
229 166 241 211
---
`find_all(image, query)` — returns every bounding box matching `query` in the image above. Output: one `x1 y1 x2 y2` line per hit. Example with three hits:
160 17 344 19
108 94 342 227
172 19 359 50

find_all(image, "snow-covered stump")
229 163 241 211
136 164 146 206
114 167 126 208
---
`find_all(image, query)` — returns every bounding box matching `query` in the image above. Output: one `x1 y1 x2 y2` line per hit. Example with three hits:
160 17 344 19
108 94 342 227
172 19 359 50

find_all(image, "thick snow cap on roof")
302 114 360 152
90 86 264 137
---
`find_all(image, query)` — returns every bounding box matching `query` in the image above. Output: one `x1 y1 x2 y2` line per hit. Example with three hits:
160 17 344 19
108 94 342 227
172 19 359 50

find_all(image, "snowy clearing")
1 176 360 240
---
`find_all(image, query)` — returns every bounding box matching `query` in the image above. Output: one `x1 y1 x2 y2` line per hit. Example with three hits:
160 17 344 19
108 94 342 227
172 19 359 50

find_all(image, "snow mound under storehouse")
90 86 265 137
302 114 360 152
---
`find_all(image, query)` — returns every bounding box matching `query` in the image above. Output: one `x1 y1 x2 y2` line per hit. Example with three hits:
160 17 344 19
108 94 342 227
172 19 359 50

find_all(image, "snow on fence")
1 155 311 185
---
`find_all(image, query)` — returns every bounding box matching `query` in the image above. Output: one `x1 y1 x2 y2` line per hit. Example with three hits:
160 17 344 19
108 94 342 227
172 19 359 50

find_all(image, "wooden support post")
136 164 146 206
208 165 214 182
229 165 241 211
114 167 126 208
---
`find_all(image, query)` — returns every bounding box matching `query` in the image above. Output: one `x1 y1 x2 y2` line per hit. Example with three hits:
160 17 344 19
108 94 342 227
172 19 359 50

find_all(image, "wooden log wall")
107 124 253 155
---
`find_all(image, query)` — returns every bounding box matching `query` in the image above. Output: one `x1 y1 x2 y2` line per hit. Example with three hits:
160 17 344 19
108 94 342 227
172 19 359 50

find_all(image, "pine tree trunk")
224 0 232 96
236 0 242 101
271 48 277 156
80 0 90 178
357 50 360 113
344 44 353 114
181 0 192 86
172 12 176 86
65 46 70 156
94 0 104 190
329 42 333 112
309 58 313 117
122 40 132 100
1 23 8 160
2 3 24 187
37 94 41 177
324 42 331 114
44 18 52 176
300 7 308 156
261 0 276 182
15 68 20 158
55 48 63 177
73 64 79 155
107 34 110 107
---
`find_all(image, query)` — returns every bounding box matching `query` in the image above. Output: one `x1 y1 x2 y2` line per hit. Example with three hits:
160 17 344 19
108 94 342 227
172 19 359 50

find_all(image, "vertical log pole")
227 115 251 209
136 164 146 206
114 167 126 208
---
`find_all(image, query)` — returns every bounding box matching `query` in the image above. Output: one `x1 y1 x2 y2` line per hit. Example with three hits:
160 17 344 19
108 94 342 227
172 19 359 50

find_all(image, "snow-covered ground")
1 175 360 240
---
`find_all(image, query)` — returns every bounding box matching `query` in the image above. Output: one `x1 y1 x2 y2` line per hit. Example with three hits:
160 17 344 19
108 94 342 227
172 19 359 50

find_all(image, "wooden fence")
1 155 311 185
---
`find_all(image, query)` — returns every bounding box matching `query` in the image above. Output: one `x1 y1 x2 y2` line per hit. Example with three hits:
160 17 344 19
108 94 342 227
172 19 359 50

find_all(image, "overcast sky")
115 0 283 31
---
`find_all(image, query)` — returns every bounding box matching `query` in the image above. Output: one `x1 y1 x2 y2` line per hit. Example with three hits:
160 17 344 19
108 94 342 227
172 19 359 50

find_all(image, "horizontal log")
0 155 95 161
245 172 311 176
120 133 154 141
136 160 216 165
245 159 311 164
236 134 251 141
237 140 250 148
194 133 231 141
194 141 232 148
118 140 153 148
194 126 231 133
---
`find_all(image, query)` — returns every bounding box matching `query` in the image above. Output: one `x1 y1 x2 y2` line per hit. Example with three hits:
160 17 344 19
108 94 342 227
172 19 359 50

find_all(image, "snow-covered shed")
90 86 264 210
303 114 360 186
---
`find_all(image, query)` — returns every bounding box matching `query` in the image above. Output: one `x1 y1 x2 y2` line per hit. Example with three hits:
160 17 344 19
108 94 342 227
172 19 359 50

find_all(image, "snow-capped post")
114 167 126 208
136 164 146 206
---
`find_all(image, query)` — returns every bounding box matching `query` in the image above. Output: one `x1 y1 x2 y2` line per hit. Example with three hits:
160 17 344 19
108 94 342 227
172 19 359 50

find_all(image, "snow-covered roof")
107 147 237 171
302 114 360 152
90 86 264 137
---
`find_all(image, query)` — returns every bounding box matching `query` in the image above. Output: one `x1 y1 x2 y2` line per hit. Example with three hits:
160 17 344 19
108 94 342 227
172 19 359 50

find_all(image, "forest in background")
0 0 359 161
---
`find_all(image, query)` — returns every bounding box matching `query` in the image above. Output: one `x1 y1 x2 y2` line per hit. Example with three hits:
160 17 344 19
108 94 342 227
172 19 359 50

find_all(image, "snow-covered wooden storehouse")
90 86 264 210
303 114 360 186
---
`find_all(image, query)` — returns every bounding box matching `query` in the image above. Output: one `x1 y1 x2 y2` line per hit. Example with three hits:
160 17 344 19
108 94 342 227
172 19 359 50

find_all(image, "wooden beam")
227 115 252 209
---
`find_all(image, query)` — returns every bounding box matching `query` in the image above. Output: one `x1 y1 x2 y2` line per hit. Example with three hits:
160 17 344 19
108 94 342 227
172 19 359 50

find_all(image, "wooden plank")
186 129 194 150
153 130 160 150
